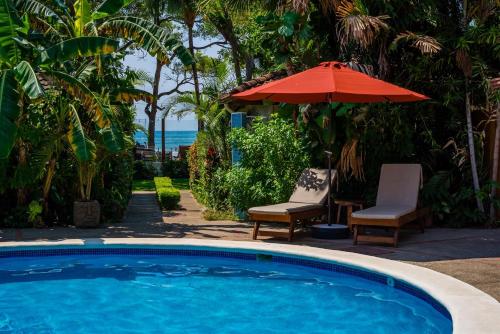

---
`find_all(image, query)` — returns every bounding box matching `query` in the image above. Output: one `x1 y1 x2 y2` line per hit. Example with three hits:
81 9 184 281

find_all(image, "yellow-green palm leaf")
37 36 119 64
0 70 20 158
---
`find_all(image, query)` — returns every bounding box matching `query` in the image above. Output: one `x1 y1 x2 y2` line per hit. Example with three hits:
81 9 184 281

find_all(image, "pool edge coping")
0 238 498 334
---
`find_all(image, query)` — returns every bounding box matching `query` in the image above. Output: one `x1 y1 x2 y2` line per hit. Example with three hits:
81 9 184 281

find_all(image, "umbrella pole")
326 150 332 226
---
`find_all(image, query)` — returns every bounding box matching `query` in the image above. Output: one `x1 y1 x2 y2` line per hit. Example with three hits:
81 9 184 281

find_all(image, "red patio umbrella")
231 61 429 236
232 61 428 103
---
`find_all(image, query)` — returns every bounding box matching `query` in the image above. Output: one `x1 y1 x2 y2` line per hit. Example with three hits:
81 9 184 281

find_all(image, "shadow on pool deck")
1 189 499 301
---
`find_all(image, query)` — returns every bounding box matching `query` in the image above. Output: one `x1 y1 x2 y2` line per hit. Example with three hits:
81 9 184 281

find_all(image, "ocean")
134 131 197 152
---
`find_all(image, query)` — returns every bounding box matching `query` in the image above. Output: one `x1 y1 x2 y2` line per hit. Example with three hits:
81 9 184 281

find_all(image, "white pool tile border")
0 238 498 334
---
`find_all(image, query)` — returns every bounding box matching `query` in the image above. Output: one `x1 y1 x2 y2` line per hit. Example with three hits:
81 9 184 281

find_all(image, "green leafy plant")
162 159 189 178
154 177 180 210
225 116 311 211
27 200 43 227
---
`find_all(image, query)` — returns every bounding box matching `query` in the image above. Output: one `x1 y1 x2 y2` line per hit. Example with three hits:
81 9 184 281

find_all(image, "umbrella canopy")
232 61 428 104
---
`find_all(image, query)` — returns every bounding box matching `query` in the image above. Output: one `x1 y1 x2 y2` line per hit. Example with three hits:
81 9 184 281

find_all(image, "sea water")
134 131 197 152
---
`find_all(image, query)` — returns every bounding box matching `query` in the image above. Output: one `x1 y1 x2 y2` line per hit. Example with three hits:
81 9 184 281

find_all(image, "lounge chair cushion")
289 168 335 205
376 164 422 208
248 202 324 215
351 205 415 220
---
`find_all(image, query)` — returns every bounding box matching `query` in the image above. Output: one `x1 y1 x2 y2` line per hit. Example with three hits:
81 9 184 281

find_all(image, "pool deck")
1 190 499 302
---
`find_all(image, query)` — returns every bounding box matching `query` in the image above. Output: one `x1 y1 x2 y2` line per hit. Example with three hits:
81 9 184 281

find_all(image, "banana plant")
0 9 120 159
17 0 194 65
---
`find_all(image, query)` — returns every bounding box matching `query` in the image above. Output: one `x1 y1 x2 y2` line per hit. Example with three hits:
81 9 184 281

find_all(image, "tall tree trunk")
490 101 500 222
161 117 166 162
148 59 163 149
231 46 242 84
16 142 27 206
460 0 484 213
43 158 57 217
245 55 254 81
187 24 203 130
209 11 243 84
465 79 484 212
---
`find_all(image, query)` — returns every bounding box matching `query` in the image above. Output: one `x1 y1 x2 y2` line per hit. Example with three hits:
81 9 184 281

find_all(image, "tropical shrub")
154 177 180 210
95 152 134 224
225 116 311 211
162 159 189 178
188 132 226 208
133 161 156 180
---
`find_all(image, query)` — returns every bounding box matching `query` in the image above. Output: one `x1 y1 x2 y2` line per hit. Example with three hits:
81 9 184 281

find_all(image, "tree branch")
194 40 229 50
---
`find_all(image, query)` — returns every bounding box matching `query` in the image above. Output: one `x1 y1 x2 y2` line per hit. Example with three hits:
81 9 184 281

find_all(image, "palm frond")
393 32 442 55
336 0 389 49
98 16 194 65
110 87 154 104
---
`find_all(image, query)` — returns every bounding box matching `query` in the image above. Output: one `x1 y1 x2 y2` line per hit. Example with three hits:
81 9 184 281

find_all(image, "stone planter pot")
74 200 101 228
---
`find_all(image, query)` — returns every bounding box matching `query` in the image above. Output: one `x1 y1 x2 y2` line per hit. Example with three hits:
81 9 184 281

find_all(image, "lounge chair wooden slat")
350 164 431 247
249 169 335 241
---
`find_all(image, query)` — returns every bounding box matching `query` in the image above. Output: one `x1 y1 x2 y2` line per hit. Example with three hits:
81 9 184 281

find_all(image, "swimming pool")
0 240 498 333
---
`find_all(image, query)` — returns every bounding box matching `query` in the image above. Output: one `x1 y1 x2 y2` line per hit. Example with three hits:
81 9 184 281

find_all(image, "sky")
123 36 223 132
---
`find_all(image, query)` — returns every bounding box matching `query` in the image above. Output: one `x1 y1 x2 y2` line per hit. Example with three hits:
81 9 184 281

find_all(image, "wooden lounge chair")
249 168 337 241
350 164 430 247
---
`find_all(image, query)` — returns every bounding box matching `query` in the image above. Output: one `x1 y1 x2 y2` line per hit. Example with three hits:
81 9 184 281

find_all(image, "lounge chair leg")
252 222 260 240
393 228 400 247
353 225 358 245
288 220 295 242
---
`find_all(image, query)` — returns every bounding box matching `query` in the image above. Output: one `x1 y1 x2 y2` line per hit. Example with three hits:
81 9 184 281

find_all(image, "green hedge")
154 177 180 210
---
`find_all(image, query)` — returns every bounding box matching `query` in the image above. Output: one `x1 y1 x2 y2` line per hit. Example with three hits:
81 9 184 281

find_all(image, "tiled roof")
220 69 288 103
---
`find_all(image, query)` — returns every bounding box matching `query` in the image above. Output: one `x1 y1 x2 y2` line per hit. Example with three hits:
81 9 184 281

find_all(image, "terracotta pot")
74 200 101 228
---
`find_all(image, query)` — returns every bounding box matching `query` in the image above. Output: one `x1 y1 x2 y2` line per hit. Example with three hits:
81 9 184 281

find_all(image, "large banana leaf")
92 0 135 20
100 123 124 153
38 36 119 64
47 70 111 128
0 0 22 66
17 0 60 21
17 0 72 35
48 70 125 152
14 60 44 99
99 16 194 65
0 70 20 159
67 104 96 162
74 0 91 36
110 87 154 104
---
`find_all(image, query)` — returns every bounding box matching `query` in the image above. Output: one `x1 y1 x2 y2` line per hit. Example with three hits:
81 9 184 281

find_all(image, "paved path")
1 190 499 301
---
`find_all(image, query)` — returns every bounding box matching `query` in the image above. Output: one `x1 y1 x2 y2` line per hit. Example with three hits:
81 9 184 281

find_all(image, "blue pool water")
0 252 452 334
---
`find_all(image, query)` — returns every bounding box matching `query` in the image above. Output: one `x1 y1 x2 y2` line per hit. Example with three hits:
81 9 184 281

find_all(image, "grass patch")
172 178 189 190
202 209 238 221
132 179 155 191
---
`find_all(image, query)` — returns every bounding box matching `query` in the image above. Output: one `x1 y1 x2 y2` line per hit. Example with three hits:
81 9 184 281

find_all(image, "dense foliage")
181 0 499 226
225 117 311 211
0 0 190 227
1 0 498 229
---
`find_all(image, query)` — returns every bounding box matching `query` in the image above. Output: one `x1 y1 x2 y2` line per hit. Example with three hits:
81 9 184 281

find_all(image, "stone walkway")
1 190 499 301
